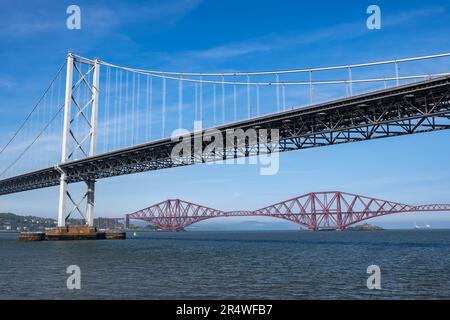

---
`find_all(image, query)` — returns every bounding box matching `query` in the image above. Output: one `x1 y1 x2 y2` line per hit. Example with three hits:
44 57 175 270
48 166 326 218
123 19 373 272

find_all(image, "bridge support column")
125 214 130 229
86 179 96 227
57 52 74 227
57 173 68 227
56 53 100 227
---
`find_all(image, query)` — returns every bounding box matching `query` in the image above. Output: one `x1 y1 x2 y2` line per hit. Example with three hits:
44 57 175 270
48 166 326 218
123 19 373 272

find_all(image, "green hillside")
0 213 56 232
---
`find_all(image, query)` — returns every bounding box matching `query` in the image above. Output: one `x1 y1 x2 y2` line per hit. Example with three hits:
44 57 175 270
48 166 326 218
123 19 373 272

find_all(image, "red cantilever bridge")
125 191 450 231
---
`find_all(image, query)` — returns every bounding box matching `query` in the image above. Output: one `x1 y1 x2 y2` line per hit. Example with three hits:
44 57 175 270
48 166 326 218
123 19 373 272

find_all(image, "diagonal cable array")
0 104 65 177
0 61 67 178
0 61 66 157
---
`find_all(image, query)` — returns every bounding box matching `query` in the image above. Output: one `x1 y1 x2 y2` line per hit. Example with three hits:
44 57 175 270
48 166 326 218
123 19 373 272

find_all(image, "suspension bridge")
125 192 450 231
1 52 450 228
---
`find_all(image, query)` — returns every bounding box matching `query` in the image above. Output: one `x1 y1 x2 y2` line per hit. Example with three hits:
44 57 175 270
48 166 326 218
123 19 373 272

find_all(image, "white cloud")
0 75 15 89
193 41 272 60
0 0 203 37
78 0 203 32
4 21 57 35
168 6 446 63
383 6 446 27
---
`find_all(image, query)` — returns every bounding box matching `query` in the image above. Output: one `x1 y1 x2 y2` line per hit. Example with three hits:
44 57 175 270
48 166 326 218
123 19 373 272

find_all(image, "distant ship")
414 223 431 229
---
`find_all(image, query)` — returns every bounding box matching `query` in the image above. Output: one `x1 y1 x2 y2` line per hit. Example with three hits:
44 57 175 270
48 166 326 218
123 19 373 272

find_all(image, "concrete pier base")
19 226 126 241
19 232 46 241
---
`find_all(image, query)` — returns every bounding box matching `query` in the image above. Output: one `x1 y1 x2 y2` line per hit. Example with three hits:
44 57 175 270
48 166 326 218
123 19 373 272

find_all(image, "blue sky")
1 0 450 229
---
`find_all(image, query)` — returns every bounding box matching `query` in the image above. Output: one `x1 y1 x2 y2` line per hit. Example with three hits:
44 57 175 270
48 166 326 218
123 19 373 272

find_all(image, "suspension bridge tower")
57 52 100 228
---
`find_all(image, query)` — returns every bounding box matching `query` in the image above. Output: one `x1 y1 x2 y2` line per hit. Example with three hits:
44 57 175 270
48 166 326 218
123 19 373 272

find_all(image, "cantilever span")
126 191 450 231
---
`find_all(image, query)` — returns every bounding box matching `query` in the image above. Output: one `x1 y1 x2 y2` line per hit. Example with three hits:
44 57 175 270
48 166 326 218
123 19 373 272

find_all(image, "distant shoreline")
132 228 449 232
1 228 449 235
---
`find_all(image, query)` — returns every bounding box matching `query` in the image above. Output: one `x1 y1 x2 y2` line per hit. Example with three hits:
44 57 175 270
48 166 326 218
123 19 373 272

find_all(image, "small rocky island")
347 223 384 231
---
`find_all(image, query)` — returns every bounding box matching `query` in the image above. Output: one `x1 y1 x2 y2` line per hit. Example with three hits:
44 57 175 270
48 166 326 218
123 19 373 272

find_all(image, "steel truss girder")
126 192 450 231
1 76 450 196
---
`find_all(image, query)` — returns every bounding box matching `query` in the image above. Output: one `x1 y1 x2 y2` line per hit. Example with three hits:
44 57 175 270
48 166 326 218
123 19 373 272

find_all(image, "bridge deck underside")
1 76 450 195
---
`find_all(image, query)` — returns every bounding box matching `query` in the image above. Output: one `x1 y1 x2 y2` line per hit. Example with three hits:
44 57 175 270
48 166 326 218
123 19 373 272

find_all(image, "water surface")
0 230 449 299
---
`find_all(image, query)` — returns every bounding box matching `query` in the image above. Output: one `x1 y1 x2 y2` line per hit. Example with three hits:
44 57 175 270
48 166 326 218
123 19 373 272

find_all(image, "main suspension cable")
91 52 450 77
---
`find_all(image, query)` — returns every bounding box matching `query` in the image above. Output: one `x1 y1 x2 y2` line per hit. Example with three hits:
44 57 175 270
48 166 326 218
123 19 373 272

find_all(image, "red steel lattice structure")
126 192 450 231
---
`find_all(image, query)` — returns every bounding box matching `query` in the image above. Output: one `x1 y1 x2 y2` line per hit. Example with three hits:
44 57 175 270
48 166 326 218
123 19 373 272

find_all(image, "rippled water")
0 230 449 299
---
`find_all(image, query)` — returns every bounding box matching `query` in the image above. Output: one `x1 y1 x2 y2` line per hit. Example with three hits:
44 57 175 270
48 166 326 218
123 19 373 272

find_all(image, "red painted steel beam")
126 192 450 231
